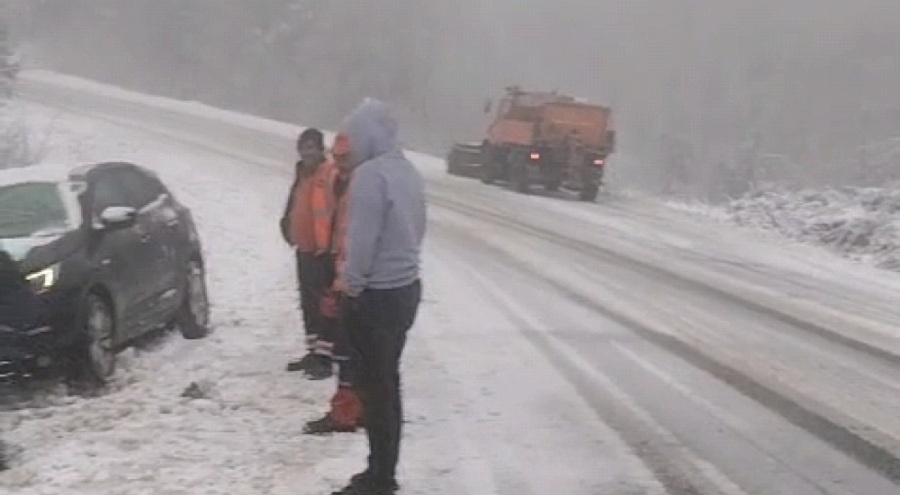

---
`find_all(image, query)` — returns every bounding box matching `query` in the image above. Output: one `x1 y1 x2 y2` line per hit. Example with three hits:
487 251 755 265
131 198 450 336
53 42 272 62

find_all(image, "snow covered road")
2 72 899 494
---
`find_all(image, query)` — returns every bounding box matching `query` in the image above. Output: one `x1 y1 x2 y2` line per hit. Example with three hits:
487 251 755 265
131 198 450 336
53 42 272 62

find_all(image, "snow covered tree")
0 18 18 99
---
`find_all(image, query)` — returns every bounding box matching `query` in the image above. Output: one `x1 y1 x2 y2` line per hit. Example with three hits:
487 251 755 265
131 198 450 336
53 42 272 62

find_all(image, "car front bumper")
0 326 60 383
0 289 84 383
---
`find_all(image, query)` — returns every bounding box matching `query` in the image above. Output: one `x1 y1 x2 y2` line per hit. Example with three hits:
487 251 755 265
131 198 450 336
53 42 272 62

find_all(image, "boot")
286 352 316 372
331 473 398 495
303 354 333 380
303 413 357 435
330 386 363 428
331 472 398 494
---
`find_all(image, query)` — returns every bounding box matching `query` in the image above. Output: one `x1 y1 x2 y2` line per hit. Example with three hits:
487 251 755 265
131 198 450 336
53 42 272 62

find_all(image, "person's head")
331 133 353 173
339 98 401 167
297 128 325 165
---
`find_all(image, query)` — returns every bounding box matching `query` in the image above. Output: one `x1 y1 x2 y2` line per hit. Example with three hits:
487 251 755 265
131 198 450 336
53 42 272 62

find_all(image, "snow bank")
673 184 900 272
0 103 361 495
21 70 301 139
20 70 445 173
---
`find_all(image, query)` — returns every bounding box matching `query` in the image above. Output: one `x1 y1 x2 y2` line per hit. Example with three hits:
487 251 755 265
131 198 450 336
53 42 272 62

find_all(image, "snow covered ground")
0 102 363 495
0 94 662 495
2 72 900 495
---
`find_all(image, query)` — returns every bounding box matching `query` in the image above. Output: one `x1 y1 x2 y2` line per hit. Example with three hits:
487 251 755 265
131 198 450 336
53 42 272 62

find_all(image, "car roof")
81 161 160 179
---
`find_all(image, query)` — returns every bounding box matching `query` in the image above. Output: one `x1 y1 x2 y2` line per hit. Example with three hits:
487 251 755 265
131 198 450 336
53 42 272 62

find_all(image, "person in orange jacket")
304 133 364 434
280 128 337 379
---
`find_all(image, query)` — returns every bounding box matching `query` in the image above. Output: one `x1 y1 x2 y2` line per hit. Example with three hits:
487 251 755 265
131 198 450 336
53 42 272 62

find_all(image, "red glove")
320 290 339 319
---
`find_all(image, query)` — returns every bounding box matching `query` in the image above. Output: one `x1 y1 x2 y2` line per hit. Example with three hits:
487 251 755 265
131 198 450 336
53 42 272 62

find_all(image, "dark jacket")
0 256 42 331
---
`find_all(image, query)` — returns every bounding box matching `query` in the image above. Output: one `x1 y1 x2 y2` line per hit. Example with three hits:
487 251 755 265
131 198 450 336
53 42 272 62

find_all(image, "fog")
5 0 900 195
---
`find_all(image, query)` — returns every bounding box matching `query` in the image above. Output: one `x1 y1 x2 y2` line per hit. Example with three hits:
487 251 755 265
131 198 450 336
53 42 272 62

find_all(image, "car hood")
0 231 84 272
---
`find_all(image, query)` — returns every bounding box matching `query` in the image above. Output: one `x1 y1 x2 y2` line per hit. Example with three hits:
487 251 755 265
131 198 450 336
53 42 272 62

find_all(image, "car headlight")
26 264 60 293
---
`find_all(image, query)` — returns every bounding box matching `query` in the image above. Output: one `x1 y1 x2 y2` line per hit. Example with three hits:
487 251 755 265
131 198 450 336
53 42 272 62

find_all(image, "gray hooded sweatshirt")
341 99 427 297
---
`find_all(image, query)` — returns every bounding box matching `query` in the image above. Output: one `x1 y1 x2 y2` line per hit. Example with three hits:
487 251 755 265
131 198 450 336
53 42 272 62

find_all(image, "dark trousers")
296 251 333 351
346 280 422 485
331 314 358 386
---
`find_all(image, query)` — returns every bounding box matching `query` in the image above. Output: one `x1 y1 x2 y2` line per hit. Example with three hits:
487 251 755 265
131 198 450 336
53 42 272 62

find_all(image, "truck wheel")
479 144 496 184
480 162 496 184
446 150 463 176
579 184 600 202
510 161 531 194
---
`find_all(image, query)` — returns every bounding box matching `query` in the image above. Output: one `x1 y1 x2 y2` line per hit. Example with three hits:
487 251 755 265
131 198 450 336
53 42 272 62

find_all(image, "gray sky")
7 0 900 189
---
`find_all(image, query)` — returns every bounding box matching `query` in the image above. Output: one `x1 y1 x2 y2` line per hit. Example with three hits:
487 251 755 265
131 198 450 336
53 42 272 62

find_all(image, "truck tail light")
593 158 605 167
530 152 541 161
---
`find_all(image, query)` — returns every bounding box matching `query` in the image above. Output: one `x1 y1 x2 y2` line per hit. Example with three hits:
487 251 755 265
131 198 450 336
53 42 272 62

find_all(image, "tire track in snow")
431 205 900 488
429 221 744 495
415 244 667 495
428 189 900 368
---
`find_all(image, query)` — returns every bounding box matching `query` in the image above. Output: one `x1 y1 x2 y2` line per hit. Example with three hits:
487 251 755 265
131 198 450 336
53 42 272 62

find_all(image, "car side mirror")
97 206 137 231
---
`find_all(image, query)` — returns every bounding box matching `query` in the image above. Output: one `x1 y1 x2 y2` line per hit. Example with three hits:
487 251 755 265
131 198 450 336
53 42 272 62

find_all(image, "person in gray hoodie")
331 99 426 495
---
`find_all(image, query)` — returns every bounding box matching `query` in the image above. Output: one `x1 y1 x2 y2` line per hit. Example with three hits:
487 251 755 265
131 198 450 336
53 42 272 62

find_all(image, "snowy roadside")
7 71 900 494
1 100 661 495
668 184 900 273
0 103 358 495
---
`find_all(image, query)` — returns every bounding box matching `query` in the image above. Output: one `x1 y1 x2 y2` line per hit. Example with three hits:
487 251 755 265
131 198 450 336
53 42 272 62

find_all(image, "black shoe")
286 353 316 372
349 472 399 492
303 414 357 435
303 355 333 380
350 472 371 486
331 478 397 495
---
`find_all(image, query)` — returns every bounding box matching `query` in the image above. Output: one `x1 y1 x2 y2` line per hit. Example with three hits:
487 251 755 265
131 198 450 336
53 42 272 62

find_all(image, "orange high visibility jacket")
287 174 314 252
290 160 338 254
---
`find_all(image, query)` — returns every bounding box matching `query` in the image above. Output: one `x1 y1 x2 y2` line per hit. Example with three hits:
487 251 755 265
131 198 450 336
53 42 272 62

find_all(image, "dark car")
0 162 210 384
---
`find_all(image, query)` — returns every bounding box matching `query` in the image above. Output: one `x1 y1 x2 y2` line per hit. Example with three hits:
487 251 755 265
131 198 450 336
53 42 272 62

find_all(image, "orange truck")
447 86 615 201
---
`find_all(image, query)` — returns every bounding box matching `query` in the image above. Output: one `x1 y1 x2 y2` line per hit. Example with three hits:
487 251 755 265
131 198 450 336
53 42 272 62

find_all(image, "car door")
114 168 182 320
87 170 152 340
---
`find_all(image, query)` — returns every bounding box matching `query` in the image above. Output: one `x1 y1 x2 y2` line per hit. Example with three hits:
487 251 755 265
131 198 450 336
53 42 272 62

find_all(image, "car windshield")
0 181 83 239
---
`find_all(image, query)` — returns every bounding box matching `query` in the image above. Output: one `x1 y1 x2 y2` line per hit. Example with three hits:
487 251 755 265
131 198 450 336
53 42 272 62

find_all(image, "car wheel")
177 259 210 339
78 293 116 384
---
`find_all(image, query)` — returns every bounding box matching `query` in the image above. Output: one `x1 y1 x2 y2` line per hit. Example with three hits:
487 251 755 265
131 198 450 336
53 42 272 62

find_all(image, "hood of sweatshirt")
340 98 402 166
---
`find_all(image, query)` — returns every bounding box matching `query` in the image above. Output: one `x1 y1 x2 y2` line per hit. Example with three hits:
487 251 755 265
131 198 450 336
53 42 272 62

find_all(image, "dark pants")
346 280 422 486
332 315 358 386
296 251 333 352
